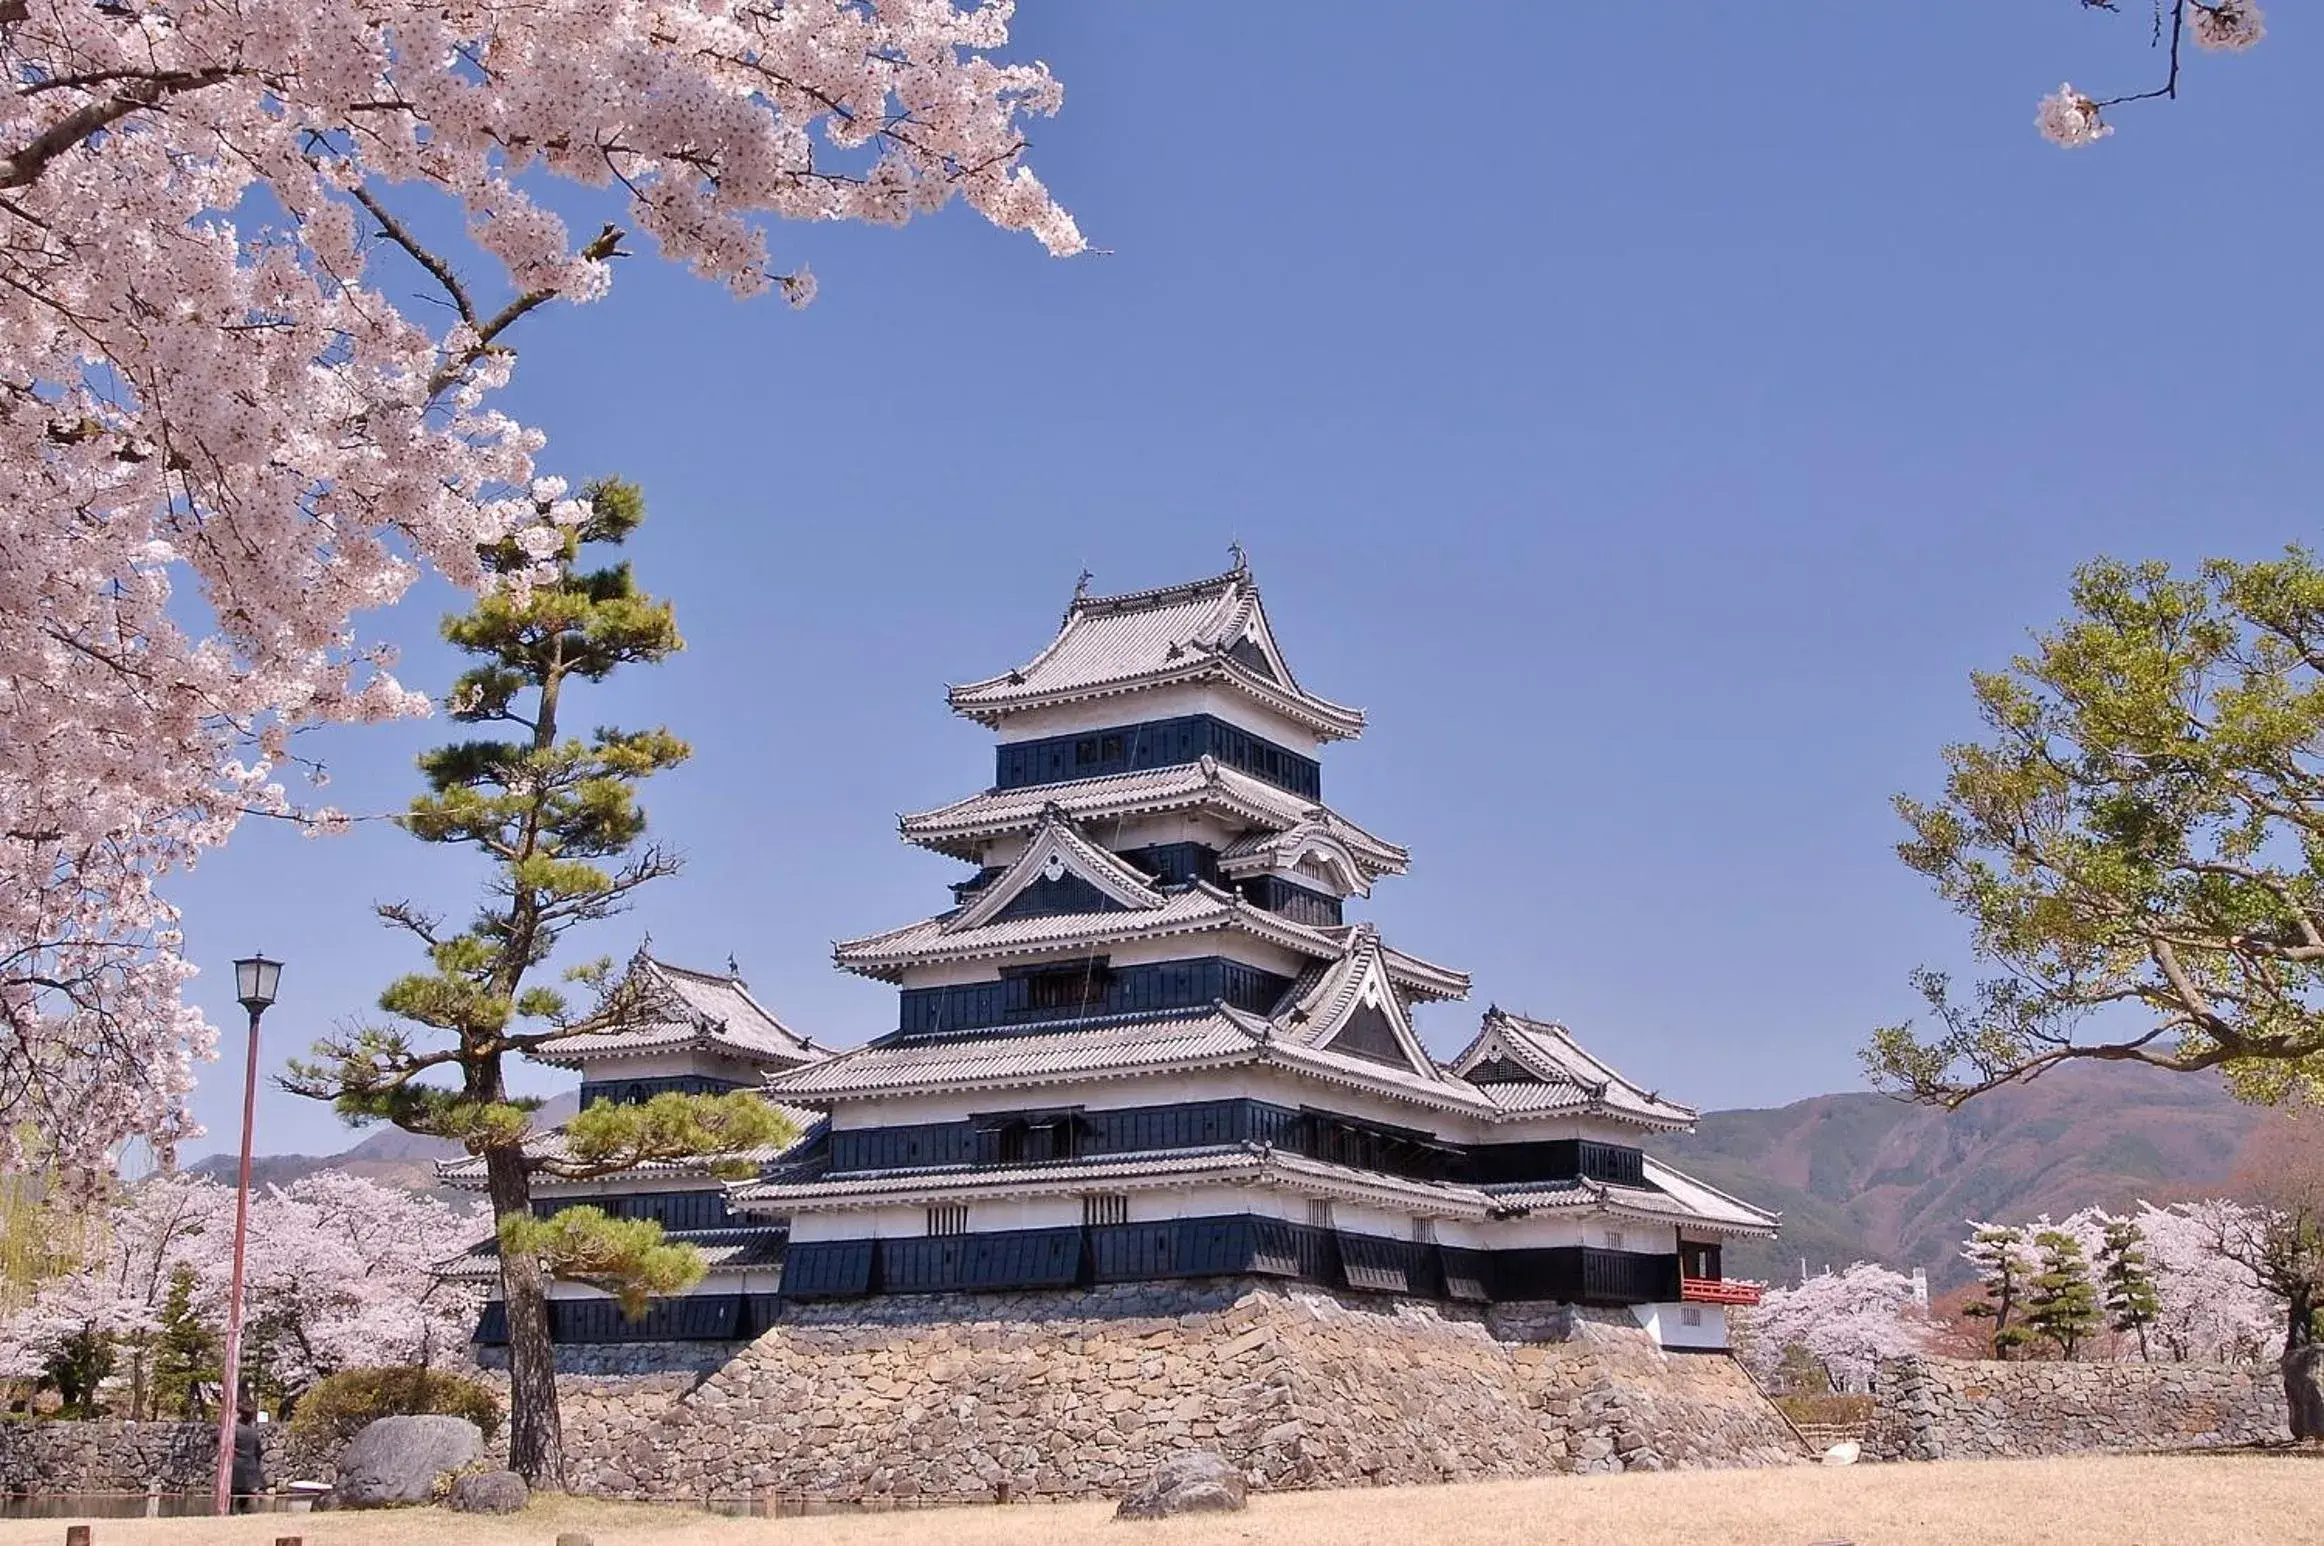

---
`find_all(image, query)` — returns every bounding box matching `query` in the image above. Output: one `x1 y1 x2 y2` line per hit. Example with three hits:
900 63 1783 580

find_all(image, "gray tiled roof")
898 761 1409 878
1448 1009 1697 1129
762 1008 1271 1099
834 882 1352 982
733 1142 1493 1218
1484 1169 1777 1238
945 566 1366 739
535 954 824 1070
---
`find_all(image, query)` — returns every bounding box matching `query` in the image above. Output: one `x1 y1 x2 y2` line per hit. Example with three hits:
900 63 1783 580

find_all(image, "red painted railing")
1679 1276 1763 1306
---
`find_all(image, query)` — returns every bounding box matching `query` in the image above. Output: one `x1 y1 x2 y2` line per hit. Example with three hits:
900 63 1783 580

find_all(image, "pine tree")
2026 1229 2103 1360
1961 1224 2035 1359
149 1264 218 1418
286 481 792 1486
2098 1216 2161 1361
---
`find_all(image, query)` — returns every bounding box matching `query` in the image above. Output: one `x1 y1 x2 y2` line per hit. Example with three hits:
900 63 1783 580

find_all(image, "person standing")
228 1404 264 1513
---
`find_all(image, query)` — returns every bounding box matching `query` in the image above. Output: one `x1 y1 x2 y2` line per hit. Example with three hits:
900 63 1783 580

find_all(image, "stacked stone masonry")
1865 1356 2287 1461
519 1281 1803 1500
0 1422 327 1496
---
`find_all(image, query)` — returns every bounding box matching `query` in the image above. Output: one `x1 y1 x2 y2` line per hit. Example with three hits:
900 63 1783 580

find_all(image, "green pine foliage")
1866 551 2324 1108
283 479 794 1486
149 1264 218 1418
2026 1230 2103 1360
2098 1217 2161 1360
1961 1224 2035 1359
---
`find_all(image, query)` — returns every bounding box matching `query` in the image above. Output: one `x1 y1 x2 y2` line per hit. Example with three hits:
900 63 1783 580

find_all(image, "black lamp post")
211 953 280 1516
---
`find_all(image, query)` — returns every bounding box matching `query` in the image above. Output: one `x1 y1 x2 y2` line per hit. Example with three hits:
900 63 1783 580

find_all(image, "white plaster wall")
573 1050 747 1083
1633 1301 1729 1351
990 684 1328 751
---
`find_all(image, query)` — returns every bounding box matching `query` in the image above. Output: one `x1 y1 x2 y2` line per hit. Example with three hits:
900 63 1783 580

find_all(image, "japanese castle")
728 559 1775 1348
448 953 823 1346
455 560 1774 1354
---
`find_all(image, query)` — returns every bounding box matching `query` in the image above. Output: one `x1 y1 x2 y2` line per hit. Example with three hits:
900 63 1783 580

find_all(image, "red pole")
211 1003 263 1516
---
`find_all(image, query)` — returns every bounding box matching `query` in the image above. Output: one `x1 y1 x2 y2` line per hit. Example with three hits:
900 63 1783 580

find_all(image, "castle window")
1602 1230 1625 1252
1024 961 1111 1014
1306 1199 1335 1230
1083 1194 1130 1228
927 1204 970 1237
1409 1217 1437 1244
1680 1306 1704 1328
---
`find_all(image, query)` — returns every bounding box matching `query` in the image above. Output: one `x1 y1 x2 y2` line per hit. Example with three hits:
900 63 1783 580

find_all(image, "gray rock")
1114 1449 1248 1519
449 1469 529 1513
330 1415 484 1509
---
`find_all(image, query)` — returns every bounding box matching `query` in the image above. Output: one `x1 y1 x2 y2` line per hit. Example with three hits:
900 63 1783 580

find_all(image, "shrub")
288 1366 501 1451
1773 1393 1874 1428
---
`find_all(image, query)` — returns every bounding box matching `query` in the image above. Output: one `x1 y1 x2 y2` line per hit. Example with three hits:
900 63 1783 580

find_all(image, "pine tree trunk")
485 1145 565 1489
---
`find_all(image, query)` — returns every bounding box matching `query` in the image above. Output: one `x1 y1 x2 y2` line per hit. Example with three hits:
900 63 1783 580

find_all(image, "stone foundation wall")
475 1341 748 1378
524 1279 1801 1501
1865 1356 2287 1460
0 1422 327 1496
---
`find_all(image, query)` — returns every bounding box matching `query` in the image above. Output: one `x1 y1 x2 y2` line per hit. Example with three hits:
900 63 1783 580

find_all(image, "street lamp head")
233 953 282 1013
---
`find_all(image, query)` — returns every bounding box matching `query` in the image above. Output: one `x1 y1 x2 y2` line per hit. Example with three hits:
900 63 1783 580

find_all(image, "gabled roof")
834 880 1348 984
946 562 1367 741
1275 925 1453 1085
945 806 1165 932
534 952 824 1071
1217 821 1373 899
898 757 1408 879
1482 1165 1779 1239
1445 1008 1697 1130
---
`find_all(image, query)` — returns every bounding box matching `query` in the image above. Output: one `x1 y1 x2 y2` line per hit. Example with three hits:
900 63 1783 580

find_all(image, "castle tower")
731 562 1776 1346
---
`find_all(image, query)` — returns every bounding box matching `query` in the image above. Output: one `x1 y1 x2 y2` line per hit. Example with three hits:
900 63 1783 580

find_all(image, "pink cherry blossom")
2187 1 2265 53
1737 1262 1929 1393
2035 83 2112 149
0 0 1082 1175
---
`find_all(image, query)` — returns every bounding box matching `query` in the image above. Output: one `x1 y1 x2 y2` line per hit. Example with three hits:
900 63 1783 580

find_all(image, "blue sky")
173 6 2321 1160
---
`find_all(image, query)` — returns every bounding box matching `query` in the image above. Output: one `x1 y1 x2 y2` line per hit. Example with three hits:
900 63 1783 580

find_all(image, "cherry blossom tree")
2135 1201 2278 1363
1738 1262 1929 1395
213 1171 482 1394
2034 2 2264 150
0 1168 479 1412
0 0 1083 1182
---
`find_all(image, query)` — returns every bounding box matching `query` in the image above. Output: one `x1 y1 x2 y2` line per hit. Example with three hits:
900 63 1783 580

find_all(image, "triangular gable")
1301 932 1443 1082
1219 821 1372 899
946 809 1166 933
1216 592 1296 690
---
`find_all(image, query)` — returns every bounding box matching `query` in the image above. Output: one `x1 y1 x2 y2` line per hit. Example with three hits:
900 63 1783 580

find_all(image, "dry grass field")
3 1454 2321 1546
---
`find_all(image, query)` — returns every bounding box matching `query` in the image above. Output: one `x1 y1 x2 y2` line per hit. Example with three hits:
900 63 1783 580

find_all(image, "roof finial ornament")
1073 567 1094 601
726 952 741 979
1227 540 1247 575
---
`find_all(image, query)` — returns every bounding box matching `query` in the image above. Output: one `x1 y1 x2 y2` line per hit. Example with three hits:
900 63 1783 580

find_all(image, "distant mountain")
190 1092 579 1195
1649 1062 2264 1293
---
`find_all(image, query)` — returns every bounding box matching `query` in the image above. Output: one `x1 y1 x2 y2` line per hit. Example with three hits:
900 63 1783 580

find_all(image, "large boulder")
1115 1450 1248 1520
330 1415 484 1508
449 1469 529 1513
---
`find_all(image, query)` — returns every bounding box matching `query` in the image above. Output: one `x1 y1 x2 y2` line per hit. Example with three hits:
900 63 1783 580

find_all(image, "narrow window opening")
1083 1194 1130 1228
927 1204 970 1236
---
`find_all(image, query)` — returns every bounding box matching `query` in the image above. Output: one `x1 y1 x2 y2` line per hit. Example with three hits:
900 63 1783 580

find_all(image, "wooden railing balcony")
1679 1275 1763 1306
